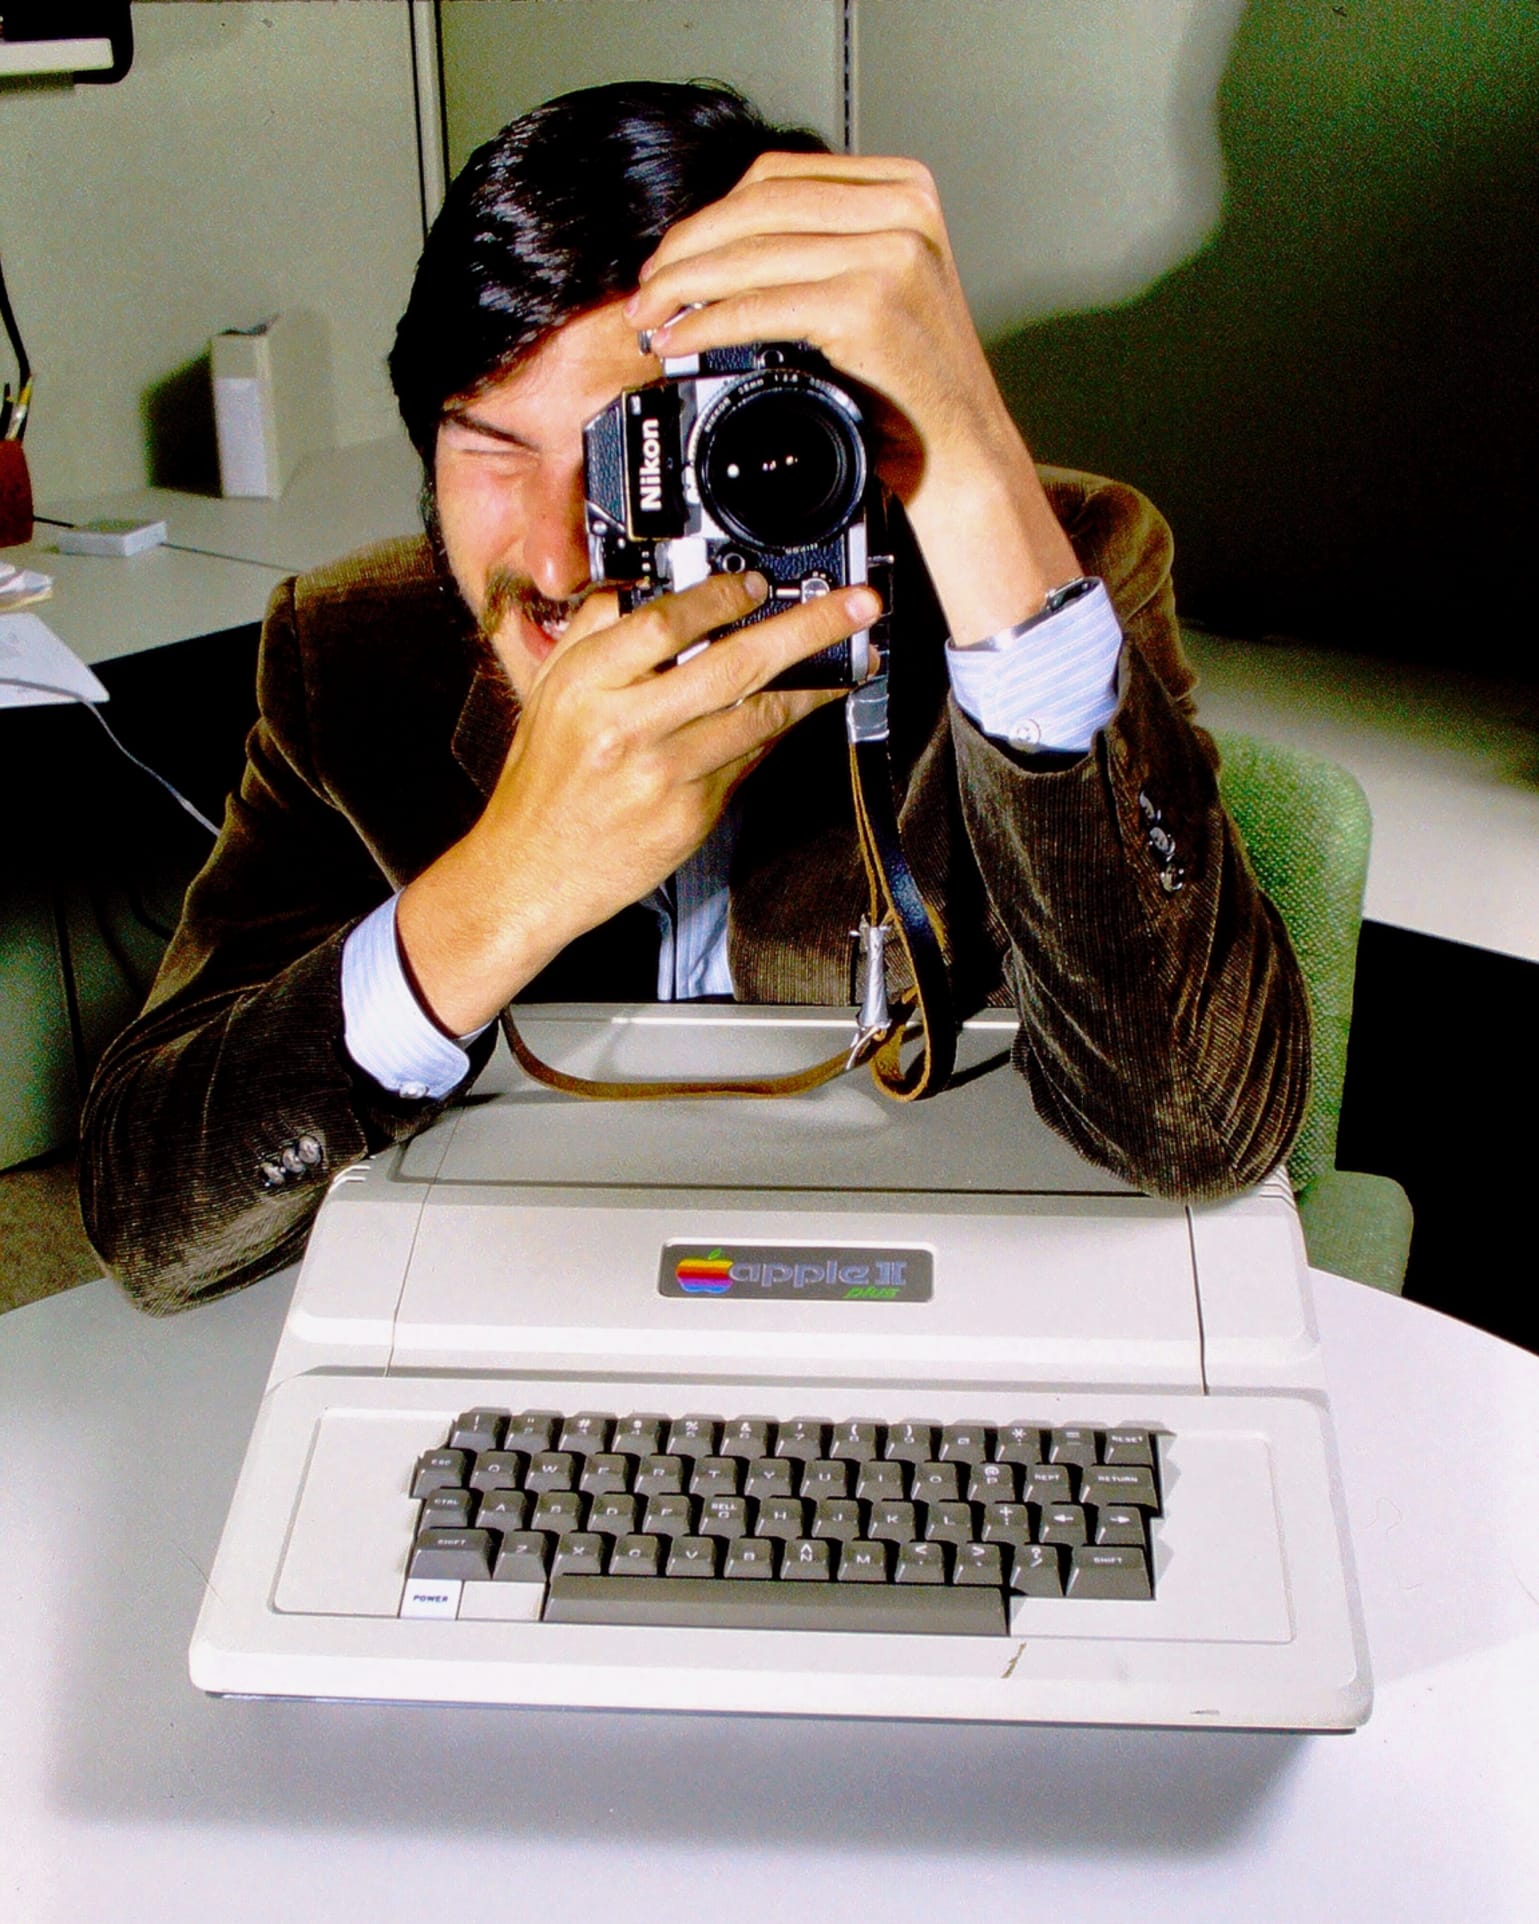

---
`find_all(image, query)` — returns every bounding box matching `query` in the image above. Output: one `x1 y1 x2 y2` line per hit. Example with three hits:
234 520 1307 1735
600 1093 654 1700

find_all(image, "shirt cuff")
340 895 483 1102
945 577 1123 752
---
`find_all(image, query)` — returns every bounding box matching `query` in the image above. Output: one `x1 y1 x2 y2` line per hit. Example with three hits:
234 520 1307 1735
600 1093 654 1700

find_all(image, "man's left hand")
625 151 1080 647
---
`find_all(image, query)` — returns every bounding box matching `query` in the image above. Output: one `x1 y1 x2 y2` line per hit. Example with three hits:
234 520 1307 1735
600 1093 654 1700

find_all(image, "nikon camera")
582 342 888 687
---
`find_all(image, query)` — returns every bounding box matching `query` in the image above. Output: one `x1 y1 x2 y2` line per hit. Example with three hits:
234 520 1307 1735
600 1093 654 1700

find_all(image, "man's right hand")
395 568 879 1035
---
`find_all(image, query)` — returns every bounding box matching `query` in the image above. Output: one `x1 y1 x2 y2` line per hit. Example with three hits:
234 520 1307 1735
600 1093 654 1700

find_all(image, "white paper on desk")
0 612 110 710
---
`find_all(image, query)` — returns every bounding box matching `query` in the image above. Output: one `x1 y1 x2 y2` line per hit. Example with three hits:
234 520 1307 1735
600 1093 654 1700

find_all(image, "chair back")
1211 729 1371 1193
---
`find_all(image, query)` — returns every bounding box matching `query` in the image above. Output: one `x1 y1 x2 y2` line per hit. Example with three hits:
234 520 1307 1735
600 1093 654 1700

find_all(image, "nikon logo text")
638 417 664 514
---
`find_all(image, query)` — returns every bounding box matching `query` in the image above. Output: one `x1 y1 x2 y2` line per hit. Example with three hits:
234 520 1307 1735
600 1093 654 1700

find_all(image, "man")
80 82 1309 1313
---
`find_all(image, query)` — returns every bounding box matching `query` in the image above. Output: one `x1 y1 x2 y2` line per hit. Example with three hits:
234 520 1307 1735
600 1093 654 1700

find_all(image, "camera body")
582 342 886 687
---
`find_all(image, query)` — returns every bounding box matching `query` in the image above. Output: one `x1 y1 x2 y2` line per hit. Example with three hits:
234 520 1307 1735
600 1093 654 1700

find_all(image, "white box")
212 311 334 500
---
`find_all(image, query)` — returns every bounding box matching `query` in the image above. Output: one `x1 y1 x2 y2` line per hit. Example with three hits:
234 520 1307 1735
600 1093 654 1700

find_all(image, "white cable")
0 675 221 838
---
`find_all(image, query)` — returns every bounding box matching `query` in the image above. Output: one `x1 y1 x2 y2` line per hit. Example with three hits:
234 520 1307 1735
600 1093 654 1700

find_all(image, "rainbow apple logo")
674 1248 735 1294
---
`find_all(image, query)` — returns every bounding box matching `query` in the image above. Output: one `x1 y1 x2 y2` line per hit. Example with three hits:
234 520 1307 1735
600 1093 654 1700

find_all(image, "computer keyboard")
404 1406 1165 1636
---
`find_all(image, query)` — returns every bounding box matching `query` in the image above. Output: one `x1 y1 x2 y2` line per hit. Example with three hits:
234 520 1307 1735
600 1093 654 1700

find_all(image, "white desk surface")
2 1268 1535 1924
39 433 424 578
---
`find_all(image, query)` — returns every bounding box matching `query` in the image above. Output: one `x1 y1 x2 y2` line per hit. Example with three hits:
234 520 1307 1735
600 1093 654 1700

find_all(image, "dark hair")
389 80 829 462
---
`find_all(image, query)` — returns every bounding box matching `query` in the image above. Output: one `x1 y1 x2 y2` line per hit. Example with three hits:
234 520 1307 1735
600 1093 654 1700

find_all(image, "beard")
419 479 590 651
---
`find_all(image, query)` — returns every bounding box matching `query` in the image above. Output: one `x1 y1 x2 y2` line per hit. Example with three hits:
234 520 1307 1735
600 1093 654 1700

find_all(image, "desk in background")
2 440 421 1169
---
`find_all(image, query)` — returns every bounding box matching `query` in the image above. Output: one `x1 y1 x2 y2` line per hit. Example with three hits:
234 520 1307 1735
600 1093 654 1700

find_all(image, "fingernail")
745 571 770 600
623 293 639 318
847 587 881 621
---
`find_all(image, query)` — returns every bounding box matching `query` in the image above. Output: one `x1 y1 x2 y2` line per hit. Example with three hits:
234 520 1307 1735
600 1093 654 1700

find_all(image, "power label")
660 1243 932 1302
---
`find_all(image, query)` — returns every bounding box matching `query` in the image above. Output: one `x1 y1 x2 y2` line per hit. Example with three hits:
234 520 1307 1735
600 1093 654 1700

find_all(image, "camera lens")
696 375 866 553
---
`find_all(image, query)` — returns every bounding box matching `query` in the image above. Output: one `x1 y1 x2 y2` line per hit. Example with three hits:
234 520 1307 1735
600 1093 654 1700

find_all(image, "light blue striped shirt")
342 581 1123 1098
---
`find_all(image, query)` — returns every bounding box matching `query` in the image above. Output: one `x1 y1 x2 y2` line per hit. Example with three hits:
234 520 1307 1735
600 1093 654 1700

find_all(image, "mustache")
482 568 592 642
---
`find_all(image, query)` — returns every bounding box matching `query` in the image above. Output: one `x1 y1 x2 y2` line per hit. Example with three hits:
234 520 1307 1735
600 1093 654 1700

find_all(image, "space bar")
544 1575 1007 1636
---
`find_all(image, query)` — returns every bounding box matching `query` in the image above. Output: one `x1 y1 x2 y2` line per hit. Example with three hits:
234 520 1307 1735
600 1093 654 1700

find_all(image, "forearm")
954 653 1311 1198
79 930 490 1314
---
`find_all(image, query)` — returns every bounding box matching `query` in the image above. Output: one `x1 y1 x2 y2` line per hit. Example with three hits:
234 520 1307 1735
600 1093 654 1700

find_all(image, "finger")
629 230 905 335
639 169 942 282
672 681 843 787
648 583 881 729
554 565 777 688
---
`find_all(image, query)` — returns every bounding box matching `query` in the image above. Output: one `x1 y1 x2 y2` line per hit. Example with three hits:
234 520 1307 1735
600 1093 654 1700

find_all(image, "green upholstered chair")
1212 728 1413 1292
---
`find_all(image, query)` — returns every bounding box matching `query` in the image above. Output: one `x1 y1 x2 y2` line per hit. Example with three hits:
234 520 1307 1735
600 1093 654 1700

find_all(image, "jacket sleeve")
945 473 1312 1199
78 579 492 1314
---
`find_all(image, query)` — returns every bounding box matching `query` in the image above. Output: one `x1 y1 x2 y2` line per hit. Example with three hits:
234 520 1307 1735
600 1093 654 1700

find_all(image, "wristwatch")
979 575 1101 649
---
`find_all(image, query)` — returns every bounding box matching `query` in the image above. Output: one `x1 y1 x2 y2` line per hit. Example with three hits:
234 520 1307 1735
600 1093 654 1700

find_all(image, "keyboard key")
578 1453 633 1496
775 1419 828 1462
476 1489 530 1535
552 1532 609 1578
666 1415 722 1459
410 1528 494 1581
1049 1427 1099 1470
690 1456 743 1498
411 1449 470 1498
800 1459 853 1500
449 1408 508 1454
609 1533 663 1576
980 1501 1034 1549
1102 1429 1157 1466
720 1417 775 1460
505 1411 562 1453
611 1415 667 1457
1094 1504 1147 1547
938 1422 991 1465
666 1535 721 1577
1080 1466 1161 1512
755 1497 809 1540
744 1458 796 1500
967 1461 1018 1505
855 1460 908 1504
866 1500 919 1544
586 1493 640 1537
894 1540 947 1584
559 1411 614 1453
724 1537 777 1579
993 1423 1044 1466
525 1452 578 1493
829 1419 882 1460
838 1540 890 1582
911 1461 961 1504
781 1538 833 1581
1008 1544 1064 1597
884 1421 938 1464
420 1488 476 1532
1067 1545 1152 1600
698 1496 752 1540
530 1491 584 1536
401 1576 462 1619
470 1449 527 1494
493 1531 551 1582
1022 1464 1073 1506
544 1574 1006 1635
923 1502 976 1546
642 1493 696 1538
635 1456 686 1497
953 1542 1005 1586
1037 1504 1087 1546
811 1499 863 1542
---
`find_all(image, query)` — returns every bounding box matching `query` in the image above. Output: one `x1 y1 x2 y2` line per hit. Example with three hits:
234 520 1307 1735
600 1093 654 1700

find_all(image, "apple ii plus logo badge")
661 1244 933 1302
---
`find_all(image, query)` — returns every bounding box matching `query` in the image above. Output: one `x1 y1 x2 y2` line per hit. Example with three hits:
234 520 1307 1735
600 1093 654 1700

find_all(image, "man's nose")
521 458 591 602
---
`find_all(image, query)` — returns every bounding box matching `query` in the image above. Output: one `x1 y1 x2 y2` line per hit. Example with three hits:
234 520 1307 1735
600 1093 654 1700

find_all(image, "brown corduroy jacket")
79 469 1309 1313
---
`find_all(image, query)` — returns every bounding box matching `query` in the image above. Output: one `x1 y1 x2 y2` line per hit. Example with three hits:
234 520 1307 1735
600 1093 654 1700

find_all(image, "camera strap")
500 673 957 1104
